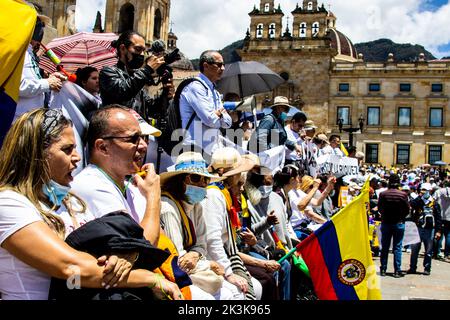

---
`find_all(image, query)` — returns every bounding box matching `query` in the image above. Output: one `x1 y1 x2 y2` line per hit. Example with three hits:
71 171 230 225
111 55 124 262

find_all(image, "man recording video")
99 31 165 117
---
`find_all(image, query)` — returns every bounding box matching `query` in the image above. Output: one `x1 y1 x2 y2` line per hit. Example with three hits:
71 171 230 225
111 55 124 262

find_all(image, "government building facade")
239 0 450 168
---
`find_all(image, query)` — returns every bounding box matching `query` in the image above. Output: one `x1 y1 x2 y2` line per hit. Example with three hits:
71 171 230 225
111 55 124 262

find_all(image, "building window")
367 107 380 126
312 22 319 37
256 24 264 39
429 108 443 127
369 83 381 92
307 2 313 10
399 83 411 92
429 145 443 165
269 23 276 39
339 83 350 92
299 22 307 38
337 106 350 125
153 9 162 39
396 144 410 165
264 3 270 12
398 107 411 126
431 83 443 93
366 144 379 164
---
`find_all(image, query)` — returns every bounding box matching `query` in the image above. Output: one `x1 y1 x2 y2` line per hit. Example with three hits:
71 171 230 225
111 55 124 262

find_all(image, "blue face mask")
258 185 273 199
42 180 71 207
185 185 207 205
279 112 288 122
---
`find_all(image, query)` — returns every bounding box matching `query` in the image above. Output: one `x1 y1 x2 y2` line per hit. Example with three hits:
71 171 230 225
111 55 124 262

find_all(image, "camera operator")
99 31 165 117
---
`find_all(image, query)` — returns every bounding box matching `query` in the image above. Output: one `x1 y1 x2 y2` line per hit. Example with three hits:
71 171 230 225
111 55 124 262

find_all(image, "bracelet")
148 273 164 289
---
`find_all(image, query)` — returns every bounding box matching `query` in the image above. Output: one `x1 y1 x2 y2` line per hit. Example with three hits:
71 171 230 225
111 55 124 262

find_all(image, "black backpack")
158 77 208 155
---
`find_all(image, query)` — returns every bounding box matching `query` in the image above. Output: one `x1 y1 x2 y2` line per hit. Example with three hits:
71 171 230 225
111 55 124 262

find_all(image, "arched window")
264 3 270 12
118 3 134 33
269 23 276 39
154 9 162 39
256 23 264 39
299 22 307 38
312 22 319 37
307 2 313 11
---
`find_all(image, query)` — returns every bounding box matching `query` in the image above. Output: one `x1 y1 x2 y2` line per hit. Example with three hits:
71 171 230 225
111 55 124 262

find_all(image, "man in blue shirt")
179 50 232 159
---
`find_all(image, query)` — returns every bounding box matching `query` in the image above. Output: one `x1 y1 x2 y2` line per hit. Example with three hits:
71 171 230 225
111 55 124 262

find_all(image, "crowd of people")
1 15 449 300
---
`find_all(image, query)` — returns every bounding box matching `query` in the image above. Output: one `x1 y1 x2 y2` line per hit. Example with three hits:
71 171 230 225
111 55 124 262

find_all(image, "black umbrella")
216 61 285 98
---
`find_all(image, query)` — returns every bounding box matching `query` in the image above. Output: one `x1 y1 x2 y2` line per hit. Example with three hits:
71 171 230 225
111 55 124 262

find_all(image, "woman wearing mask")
159 152 238 300
0 108 183 300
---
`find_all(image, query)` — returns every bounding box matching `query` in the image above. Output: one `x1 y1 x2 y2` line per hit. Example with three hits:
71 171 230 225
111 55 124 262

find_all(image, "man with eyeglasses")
71 105 216 299
100 31 165 118
71 105 162 245
178 50 232 160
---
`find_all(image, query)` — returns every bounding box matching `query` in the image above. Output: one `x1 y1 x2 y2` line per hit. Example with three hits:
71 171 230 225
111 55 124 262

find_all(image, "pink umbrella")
38 32 118 74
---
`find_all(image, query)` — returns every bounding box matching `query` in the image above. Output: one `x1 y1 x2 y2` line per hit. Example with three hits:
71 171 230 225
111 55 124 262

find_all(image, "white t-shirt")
0 191 50 300
288 189 312 229
71 164 146 223
0 190 96 300
284 125 303 161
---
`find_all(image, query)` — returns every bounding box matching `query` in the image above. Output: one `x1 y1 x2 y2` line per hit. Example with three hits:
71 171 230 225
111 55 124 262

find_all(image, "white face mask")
258 185 273 199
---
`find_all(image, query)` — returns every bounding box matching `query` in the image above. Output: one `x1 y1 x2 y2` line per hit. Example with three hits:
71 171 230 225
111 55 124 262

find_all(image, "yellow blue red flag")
0 0 36 145
340 142 349 156
296 178 382 300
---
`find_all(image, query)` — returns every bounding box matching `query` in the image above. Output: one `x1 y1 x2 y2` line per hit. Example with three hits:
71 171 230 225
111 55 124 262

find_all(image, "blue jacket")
253 113 296 152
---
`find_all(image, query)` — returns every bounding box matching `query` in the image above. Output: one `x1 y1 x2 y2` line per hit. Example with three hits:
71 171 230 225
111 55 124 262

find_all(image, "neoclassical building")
239 0 450 167
31 0 171 44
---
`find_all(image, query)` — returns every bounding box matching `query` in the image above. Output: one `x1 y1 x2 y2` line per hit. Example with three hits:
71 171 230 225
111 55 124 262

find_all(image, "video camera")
148 40 181 84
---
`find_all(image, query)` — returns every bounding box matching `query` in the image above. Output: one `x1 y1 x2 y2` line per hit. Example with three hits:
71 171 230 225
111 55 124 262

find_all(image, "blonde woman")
0 108 183 300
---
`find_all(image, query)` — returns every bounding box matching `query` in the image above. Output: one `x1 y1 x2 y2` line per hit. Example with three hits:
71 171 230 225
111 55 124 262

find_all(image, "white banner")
317 154 359 178
49 82 100 176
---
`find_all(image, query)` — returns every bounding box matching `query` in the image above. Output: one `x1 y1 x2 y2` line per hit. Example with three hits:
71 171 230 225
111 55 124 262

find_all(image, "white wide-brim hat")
160 152 224 185
129 109 161 137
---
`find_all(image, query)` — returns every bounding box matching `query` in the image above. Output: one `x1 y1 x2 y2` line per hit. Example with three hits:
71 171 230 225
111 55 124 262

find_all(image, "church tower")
249 0 284 40
292 1 328 38
104 0 171 44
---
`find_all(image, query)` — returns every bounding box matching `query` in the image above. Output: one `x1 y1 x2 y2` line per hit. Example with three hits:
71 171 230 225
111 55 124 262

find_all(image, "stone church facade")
239 0 450 167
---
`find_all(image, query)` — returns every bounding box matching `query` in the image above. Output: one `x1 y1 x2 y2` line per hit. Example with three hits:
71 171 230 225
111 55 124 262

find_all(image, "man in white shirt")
15 14 66 120
284 111 307 167
321 134 344 156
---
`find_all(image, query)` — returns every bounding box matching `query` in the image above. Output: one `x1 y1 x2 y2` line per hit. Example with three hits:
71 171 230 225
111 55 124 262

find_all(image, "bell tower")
249 0 284 40
292 1 328 38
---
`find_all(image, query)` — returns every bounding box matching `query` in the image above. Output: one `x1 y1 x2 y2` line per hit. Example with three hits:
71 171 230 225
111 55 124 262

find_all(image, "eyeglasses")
189 175 211 185
102 133 149 144
208 61 225 68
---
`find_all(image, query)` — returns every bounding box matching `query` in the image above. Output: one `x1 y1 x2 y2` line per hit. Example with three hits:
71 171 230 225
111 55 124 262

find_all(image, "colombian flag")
0 0 36 146
340 142 349 156
296 179 382 300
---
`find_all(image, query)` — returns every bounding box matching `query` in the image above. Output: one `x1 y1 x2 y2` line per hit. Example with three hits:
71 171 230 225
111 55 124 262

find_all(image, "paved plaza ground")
374 252 450 300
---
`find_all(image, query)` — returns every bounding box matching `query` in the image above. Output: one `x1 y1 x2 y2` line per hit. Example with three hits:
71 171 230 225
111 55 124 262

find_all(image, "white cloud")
74 0 450 59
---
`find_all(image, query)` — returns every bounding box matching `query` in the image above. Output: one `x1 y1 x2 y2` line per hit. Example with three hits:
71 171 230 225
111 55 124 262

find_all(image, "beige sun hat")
160 152 224 186
316 133 330 145
209 147 256 177
270 96 292 109
304 120 318 131
129 109 161 137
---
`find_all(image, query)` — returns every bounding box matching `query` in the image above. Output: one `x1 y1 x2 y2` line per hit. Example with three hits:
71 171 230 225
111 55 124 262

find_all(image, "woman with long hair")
0 108 182 300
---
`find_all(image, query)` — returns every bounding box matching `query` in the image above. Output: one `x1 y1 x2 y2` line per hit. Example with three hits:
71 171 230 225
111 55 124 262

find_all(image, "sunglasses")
209 61 225 68
102 133 149 144
189 175 211 185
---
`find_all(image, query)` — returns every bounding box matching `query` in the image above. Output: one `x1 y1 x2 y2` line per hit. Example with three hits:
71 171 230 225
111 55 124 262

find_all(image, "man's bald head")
86 105 136 153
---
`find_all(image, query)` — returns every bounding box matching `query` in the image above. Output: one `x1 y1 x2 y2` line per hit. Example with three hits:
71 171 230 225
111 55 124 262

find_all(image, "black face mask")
127 53 144 70
32 18 45 43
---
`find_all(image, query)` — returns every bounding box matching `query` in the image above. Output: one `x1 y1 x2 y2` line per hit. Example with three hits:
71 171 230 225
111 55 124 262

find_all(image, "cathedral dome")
169 50 194 71
327 28 358 62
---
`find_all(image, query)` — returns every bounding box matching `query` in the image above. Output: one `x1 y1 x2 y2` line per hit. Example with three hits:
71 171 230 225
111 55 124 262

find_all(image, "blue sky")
76 0 450 59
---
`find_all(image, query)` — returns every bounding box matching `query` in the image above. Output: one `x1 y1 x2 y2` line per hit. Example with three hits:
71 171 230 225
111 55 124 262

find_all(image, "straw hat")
304 120 318 131
270 96 292 109
129 109 161 137
160 152 224 185
209 147 256 177
316 133 330 145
